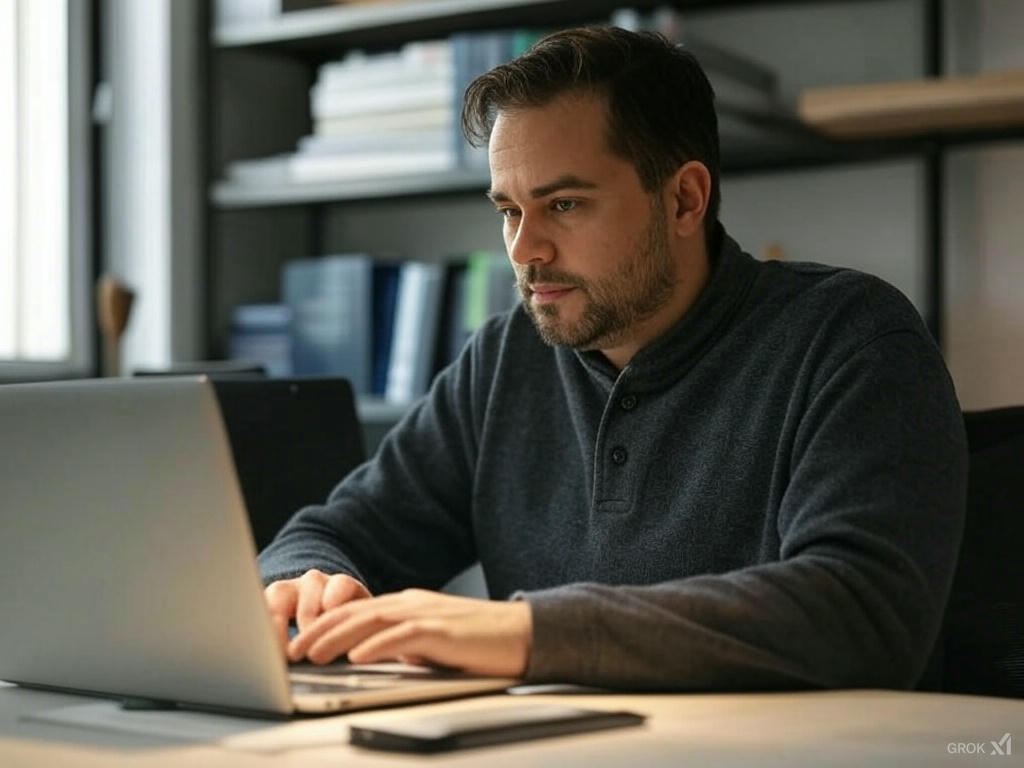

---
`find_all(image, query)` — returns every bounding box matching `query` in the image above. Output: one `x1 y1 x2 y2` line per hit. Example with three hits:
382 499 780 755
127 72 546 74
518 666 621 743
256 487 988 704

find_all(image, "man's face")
487 92 678 354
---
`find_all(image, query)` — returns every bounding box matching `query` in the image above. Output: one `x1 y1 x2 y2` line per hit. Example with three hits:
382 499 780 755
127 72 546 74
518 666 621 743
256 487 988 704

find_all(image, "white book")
297 129 451 156
314 107 453 136
317 55 454 93
215 0 277 25
311 80 454 119
288 149 456 182
317 63 456 94
385 261 445 404
226 154 291 184
317 40 453 89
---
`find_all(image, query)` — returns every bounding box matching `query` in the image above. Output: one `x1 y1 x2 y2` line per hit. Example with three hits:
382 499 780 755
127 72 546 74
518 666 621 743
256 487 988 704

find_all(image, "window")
0 0 90 377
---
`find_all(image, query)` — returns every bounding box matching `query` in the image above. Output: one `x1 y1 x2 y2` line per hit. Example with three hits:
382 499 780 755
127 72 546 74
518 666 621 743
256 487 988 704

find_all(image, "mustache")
517 265 587 292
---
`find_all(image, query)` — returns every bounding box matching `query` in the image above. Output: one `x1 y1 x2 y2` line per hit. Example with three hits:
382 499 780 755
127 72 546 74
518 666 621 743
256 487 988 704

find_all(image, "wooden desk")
2 683 1021 767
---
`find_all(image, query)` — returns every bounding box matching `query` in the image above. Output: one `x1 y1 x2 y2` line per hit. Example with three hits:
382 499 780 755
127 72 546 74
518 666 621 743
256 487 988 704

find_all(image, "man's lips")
529 284 576 304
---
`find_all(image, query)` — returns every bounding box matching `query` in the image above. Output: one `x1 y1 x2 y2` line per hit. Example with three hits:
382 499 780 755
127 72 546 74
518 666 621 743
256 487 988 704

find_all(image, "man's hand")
263 569 372 653
287 589 532 678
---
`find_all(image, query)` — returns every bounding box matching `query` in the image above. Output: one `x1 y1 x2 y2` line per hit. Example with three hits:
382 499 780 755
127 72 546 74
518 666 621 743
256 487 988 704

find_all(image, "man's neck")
600 235 713 371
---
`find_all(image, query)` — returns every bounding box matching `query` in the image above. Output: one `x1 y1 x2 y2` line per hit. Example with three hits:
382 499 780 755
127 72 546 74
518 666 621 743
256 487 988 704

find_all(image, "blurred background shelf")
195 0 1024 447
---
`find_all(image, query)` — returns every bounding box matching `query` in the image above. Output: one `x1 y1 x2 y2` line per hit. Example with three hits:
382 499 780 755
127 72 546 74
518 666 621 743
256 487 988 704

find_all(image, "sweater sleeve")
257 332 488 593
518 329 968 690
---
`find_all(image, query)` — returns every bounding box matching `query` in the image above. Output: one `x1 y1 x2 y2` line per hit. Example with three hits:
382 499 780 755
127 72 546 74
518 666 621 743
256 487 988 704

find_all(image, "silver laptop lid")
0 377 293 715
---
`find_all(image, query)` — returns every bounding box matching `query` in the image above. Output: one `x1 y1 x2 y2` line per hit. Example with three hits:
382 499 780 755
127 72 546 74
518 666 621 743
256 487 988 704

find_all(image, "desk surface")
2 682 1021 767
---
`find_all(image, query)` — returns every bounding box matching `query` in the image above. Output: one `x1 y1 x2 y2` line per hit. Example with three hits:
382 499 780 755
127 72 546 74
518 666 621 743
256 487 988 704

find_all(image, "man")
260 27 966 690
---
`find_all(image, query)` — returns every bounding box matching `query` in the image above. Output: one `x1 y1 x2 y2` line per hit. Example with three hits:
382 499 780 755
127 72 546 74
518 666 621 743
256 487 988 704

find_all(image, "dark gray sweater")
259 231 967 691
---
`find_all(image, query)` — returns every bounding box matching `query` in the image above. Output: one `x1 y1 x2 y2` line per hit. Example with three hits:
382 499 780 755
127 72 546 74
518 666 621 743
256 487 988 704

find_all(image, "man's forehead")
491 90 609 134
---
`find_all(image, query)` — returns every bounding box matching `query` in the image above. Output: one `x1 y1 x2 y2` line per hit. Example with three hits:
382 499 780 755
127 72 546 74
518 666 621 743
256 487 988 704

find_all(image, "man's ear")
666 161 711 239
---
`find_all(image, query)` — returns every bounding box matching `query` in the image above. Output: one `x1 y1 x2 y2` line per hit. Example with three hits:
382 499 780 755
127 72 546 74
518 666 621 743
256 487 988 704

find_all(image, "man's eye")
497 208 520 220
552 199 577 213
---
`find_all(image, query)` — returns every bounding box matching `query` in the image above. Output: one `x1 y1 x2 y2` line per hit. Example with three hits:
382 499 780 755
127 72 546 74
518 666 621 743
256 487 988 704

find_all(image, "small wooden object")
96 275 135 377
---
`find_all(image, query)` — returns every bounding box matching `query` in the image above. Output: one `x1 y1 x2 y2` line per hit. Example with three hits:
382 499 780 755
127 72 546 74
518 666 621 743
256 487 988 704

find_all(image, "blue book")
385 261 446 404
228 303 293 378
371 264 401 396
282 254 373 394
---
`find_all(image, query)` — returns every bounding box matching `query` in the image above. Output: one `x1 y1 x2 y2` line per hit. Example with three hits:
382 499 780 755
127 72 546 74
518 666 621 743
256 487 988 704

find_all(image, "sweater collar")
572 225 759 391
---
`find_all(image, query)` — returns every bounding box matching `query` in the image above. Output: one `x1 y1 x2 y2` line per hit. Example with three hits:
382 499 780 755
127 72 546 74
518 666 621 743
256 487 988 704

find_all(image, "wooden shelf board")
799 69 1024 139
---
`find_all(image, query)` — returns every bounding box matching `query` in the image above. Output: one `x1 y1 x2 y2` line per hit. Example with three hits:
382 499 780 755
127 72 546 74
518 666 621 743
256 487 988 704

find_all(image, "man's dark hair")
462 26 721 240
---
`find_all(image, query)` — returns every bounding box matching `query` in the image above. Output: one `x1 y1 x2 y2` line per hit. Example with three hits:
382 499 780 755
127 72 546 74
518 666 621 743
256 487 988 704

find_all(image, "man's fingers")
264 579 299 616
298 606 391 664
295 569 328 631
347 620 440 666
270 613 290 654
263 581 299 653
322 573 371 611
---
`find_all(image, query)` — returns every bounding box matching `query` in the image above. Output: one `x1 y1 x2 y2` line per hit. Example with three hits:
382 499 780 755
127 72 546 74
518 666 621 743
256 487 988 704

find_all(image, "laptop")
0 376 514 717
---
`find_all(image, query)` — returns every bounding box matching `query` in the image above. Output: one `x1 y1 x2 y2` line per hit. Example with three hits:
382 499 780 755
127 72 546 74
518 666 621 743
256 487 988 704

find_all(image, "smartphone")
349 704 645 753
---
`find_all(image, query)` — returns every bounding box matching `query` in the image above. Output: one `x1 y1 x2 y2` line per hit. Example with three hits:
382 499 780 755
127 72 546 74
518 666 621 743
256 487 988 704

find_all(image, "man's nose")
507 216 555 266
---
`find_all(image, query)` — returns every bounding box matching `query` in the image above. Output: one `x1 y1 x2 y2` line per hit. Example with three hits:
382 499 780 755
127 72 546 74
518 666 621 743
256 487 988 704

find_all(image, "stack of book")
229 252 518 404
296 40 458 182
225 29 545 187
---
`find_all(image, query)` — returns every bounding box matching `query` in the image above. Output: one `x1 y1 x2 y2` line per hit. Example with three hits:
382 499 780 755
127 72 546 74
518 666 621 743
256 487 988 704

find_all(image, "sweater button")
619 394 637 411
611 446 628 465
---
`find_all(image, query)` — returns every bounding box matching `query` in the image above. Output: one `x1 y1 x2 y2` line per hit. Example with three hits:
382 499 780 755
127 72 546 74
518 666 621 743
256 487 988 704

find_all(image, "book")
310 80 454 119
282 254 373 393
313 106 454 137
297 129 452 156
227 303 293 377
385 261 446 404
450 29 546 170
435 251 518 371
226 154 290 185
435 262 470 370
316 40 454 92
465 250 518 331
288 148 456 182
371 263 401 396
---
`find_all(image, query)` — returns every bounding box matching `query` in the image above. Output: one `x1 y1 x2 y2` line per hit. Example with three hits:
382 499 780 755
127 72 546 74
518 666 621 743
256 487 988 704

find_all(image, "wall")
944 0 1024 409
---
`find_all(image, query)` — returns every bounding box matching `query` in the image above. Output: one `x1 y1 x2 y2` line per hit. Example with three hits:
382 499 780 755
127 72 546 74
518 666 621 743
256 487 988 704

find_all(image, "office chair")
939 406 1024 697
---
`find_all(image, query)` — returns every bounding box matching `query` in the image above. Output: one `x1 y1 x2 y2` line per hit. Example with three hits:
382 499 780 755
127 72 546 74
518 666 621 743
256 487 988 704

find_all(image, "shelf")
208 136 916 210
212 167 490 208
214 0 622 53
213 0 829 54
799 69 1024 139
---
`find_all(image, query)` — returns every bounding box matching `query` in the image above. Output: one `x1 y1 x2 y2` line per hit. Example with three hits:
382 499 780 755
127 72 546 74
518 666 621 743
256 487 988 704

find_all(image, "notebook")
0 377 514 717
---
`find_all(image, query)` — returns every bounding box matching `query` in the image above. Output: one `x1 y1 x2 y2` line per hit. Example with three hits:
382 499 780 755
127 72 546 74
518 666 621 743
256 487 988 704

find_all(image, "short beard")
517 203 676 351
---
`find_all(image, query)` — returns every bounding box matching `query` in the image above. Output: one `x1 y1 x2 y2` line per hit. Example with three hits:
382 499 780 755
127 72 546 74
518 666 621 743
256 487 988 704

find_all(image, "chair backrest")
939 406 1024 697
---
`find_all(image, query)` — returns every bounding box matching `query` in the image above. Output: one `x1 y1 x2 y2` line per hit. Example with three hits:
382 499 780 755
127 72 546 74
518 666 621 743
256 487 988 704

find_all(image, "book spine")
385 261 445 403
282 254 374 393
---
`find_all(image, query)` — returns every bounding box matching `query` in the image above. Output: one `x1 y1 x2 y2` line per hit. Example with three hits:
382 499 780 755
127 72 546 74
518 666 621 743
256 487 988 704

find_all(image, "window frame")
0 0 94 382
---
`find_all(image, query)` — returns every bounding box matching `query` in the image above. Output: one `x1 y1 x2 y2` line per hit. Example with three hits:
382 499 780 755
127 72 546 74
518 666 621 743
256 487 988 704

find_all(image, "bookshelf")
203 0 1024 442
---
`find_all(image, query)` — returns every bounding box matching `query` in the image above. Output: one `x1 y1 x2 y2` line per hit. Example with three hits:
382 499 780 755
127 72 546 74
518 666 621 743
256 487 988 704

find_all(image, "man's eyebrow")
486 174 598 204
